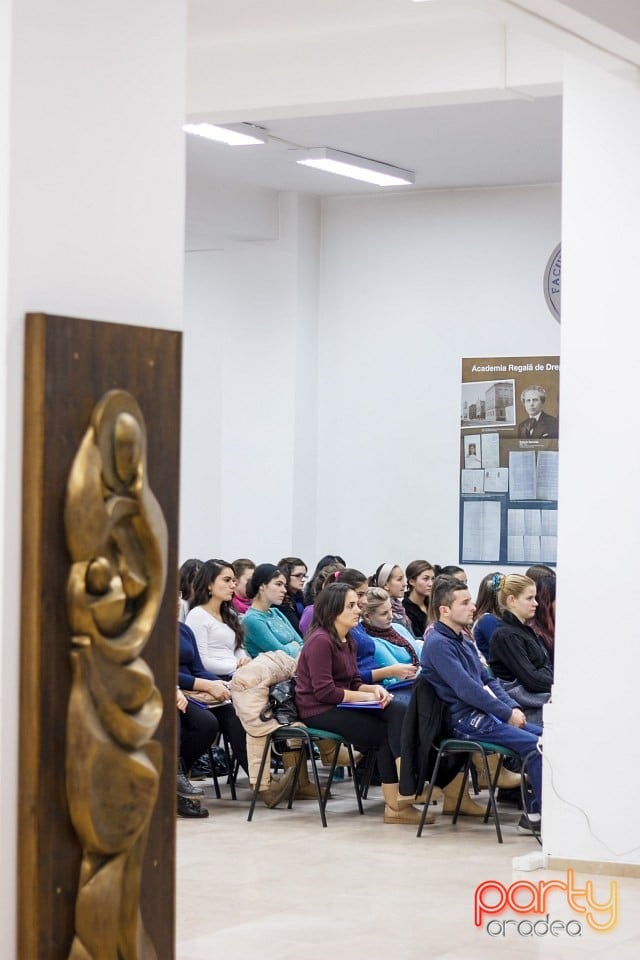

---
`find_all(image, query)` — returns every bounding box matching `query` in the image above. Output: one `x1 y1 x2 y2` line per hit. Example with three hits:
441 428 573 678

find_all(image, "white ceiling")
184 1 640 242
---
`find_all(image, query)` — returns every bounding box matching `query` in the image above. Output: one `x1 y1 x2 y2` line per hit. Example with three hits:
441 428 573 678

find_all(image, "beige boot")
318 739 362 768
472 753 521 790
282 751 324 800
258 767 296 808
395 757 432 807
442 772 486 817
382 782 434 825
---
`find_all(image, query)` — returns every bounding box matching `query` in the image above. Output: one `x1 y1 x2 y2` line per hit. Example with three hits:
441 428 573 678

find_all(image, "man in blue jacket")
421 576 543 834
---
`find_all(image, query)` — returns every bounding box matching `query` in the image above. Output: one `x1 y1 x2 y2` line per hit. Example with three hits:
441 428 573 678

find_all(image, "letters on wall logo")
544 243 561 322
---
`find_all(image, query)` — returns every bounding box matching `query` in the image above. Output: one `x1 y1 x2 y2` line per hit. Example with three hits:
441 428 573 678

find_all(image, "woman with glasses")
276 556 307 636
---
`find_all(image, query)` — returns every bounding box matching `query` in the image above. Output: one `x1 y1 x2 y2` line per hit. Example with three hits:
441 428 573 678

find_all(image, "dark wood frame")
19 313 181 959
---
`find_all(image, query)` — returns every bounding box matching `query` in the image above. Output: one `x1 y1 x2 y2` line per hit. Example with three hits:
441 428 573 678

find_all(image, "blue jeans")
452 711 543 814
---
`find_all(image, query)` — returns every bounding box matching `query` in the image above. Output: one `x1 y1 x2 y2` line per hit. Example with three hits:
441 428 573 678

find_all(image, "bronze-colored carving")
64 390 167 960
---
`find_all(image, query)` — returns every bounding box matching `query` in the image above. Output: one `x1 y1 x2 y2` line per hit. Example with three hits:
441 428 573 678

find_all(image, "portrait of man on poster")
517 385 559 439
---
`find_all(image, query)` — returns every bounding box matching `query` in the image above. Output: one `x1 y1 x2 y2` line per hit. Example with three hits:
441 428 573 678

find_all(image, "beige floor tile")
176 774 640 959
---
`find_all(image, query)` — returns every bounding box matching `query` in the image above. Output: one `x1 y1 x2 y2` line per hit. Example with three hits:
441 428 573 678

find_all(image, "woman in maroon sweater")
295 582 427 824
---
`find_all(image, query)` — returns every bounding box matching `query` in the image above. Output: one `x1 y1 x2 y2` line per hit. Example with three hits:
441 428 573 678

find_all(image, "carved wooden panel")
20 314 181 959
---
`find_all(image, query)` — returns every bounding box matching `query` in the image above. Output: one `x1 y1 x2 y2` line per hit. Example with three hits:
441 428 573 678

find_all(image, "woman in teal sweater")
242 563 303 659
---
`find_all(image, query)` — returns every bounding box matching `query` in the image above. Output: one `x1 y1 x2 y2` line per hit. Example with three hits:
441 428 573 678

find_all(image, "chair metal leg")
221 733 237 799
247 732 273 822
417 752 442 837
208 745 222 799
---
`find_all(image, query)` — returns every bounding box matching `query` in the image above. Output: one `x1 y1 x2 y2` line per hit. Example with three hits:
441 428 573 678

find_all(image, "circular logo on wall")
544 243 561 322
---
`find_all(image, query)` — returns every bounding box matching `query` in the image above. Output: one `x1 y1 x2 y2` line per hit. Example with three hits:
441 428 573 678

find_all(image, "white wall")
0 1 185 953
317 184 561 587
543 56 640 866
181 191 321 566
180 183 561 586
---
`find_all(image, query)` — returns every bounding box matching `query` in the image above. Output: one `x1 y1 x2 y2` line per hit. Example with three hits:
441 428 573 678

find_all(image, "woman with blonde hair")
360 587 421 703
489 573 553 726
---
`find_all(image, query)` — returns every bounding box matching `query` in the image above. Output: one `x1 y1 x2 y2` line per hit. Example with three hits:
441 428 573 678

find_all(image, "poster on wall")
459 356 559 566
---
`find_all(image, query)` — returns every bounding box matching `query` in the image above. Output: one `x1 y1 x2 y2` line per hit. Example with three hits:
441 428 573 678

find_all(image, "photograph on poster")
459 356 559 566
517 384 559 439
461 379 515 428
464 435 482 468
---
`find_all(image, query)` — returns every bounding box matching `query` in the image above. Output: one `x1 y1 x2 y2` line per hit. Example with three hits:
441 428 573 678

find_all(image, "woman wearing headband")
371 562 414 635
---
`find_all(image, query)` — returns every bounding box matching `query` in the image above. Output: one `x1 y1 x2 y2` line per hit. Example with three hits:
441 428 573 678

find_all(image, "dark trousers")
211 703 248 774
179 703 218 772
302 700 406 782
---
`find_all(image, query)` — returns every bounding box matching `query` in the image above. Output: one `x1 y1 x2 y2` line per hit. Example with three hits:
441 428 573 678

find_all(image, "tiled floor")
176 771 640 959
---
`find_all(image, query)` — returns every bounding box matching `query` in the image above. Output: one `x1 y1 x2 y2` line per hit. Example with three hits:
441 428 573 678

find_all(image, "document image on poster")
484 467 508 492
462 500 501 562
509 451 537 500
536 451 559 501
480 432 500 468
461 469 484 494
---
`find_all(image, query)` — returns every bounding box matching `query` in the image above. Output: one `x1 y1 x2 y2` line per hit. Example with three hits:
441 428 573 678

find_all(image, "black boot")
177 795 209 818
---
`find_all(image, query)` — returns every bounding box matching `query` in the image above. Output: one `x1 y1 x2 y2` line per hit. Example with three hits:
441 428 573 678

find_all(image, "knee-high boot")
442 772 486 816
472 753 521 790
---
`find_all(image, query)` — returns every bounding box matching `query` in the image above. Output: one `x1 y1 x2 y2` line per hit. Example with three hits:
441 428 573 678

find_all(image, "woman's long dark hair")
532 576 556 655
309 582 355 651
190 558 244 650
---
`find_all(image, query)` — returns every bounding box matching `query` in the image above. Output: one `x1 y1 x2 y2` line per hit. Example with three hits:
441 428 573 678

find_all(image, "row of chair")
205 690 537 842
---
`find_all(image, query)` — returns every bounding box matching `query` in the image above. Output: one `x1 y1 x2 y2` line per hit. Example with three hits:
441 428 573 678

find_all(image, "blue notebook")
337 701 383 710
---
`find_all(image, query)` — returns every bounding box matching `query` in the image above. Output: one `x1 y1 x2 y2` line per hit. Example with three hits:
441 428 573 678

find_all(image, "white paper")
481 432 500 468
484 467 508 492
462 500 501 562
509 450 537 500
461 469 485 494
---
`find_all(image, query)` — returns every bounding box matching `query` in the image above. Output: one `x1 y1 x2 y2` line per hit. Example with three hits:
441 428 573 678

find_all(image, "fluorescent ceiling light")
183 122 268 146
290 147 414 186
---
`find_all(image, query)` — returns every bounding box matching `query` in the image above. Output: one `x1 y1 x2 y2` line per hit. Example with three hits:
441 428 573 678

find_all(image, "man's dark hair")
431 575 469 621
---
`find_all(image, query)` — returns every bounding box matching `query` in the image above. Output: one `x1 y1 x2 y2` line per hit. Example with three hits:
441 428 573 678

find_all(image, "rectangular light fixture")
183 122 268 146
290 147 414 186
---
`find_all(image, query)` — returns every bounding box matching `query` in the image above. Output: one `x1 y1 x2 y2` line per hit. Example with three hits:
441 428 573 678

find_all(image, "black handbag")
259 678 299 725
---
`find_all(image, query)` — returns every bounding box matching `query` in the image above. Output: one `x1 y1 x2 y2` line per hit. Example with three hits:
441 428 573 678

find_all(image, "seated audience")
179 617 249 775
177 688 215 818
371 562 414 634
422 576 542 834
530 575 556 664
360 587 421 703
437 564 468 584
276 556 307 635
402 560 436 638
303 554 346 606
178 558 202 623
525 564 556 585
299 561 344 636
231 558 255 617
489 574 553 726
186 559 250 678
472 571 504 660
242 563 303 659
294 582 427 824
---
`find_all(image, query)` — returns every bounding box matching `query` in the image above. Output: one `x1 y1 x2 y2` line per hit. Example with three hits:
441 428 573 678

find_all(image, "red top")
295 627 363 718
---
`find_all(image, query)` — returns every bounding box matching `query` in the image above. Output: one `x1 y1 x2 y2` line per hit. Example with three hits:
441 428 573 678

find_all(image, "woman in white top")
186 559 250 679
